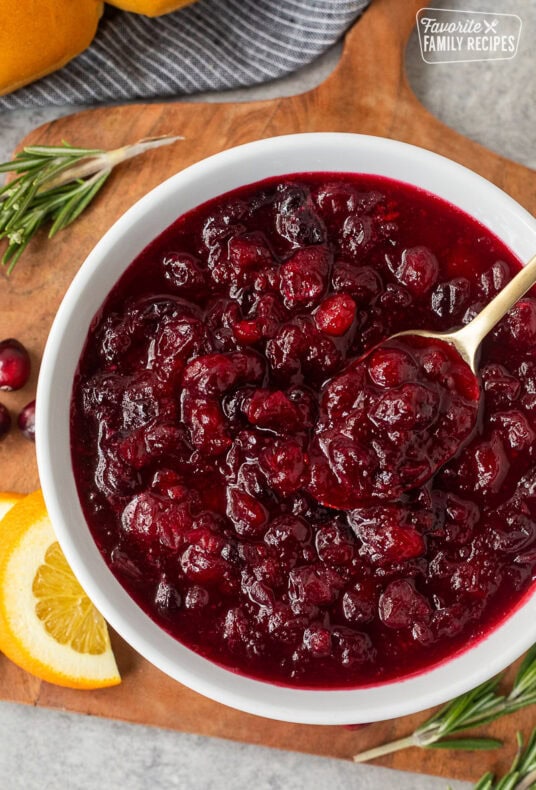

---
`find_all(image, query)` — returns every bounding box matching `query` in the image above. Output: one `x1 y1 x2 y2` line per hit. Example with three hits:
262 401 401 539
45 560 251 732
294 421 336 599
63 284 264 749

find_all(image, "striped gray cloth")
0 0 370 109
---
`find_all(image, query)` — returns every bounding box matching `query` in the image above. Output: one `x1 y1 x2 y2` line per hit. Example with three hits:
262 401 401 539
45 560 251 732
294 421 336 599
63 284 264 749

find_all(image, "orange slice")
0 491 24 522
0 490 120 689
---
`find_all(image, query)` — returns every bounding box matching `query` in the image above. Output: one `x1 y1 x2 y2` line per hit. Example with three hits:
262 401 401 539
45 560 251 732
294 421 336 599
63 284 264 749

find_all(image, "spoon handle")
455 252 536 364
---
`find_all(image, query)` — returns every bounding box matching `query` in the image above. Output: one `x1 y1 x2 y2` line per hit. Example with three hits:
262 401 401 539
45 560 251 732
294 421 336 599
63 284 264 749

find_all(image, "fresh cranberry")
226 488 268 538
332 627 375 666
232 319 263 345
162 252 207 294
331 262 382 303
315 522 355 566
503 298 536 346
228 233 272 271
18 400 35 441
491 410 535 452
274 186 325 250
315 294 356 336
245 389 302 432
265 324 307 381
303 625 332 657
480 261 511 297
340 215 374 256
367 347 418 388
379 579 432 630
279 246 331 309
184 585 209 609
342 580 377 625
349 506 426 563
260 439 306 495
0 339 31 391
392 246 439 296
154 579 182 618
288 565 343 608
0 403 11 439
431 278 471 319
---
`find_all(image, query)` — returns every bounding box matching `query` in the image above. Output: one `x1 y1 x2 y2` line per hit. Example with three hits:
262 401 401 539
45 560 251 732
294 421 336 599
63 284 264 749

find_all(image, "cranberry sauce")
71 174 536 688
308 335 480 509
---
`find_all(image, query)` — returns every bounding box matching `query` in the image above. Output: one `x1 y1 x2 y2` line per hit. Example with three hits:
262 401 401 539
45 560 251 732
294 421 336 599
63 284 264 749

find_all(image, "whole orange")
0 0 104 96
106 0 197 17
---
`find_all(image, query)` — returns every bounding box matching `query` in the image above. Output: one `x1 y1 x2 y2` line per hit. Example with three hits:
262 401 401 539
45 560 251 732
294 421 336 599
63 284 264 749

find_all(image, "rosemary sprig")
0 135 183 274
353 646 536 763
473 728 536 790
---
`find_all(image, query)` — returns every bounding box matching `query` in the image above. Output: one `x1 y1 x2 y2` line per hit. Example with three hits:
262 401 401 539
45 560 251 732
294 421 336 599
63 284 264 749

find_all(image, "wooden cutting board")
1 0 535 781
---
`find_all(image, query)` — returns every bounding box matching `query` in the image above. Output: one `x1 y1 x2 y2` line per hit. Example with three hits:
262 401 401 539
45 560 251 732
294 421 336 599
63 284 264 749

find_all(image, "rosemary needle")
473 728 536 790
0 136 183 274
352 645 536 763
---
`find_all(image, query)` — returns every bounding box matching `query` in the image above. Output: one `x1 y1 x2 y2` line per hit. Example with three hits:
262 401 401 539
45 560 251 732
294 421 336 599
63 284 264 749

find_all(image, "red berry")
342 580 377 625
395 246 439 295
162 252 207 293
260 439 306 495
0 339 31 391
331 262 382 302
315 522 355 566
232 319 263 344
0 402 11 439
279 246 330 308
245 389 302 432
473 432 510 494
226 488 268 537
379 579 432 630
18 400 35 441
367 347 417 388
228 233 272 271
504 298 536 346
288 565 343 607
315 294 356 336
303 625 332 657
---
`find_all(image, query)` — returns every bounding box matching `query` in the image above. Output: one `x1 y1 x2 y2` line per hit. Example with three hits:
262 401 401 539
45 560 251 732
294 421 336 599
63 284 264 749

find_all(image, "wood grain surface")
0 0 535 781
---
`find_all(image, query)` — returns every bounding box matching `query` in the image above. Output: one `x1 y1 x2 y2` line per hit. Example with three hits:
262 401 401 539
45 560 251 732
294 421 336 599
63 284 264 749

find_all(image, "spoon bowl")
395 251 536 374
308 250 536 508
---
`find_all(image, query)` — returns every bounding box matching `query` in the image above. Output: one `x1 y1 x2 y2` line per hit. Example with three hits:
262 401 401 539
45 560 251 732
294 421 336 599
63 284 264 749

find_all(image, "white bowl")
37 133 536 724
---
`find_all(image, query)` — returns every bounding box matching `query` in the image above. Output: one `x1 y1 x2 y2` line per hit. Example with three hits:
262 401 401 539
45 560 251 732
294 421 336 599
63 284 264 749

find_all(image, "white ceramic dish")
37 133 536 724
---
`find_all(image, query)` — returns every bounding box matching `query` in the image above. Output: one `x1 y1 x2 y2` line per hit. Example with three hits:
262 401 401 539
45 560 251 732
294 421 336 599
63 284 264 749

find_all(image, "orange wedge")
0 490 120 689
0 491 24 522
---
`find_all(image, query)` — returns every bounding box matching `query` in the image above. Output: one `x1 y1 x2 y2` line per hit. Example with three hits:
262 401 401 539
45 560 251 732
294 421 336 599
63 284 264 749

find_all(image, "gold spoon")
395 252 536 373
307 252 536 510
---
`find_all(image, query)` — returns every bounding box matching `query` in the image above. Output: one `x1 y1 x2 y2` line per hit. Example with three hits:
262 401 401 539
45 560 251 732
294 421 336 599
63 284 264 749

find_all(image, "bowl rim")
36 132 536 724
